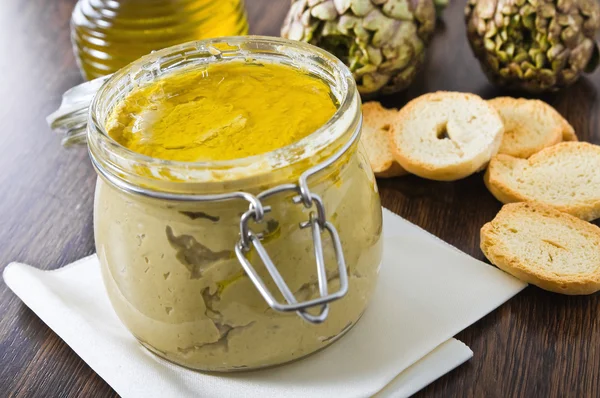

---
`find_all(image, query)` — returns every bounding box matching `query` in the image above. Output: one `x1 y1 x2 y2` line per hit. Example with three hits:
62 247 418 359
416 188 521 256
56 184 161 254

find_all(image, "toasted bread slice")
489 97 564 158
481 202 600 295
389 91 504 181
361 102 407 178
561 123 578 142
485 142 600 221
551 108 577 142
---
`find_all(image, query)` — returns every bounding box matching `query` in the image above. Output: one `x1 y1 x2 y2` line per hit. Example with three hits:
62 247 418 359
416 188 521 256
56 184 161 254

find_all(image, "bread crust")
373 161 408 178
554 112 577 142
481 202 600 295
361 101 408 178
389 91 504 181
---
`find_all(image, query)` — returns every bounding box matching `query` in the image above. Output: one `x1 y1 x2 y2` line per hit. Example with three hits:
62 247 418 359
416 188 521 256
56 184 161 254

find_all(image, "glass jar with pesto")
85 37 382 371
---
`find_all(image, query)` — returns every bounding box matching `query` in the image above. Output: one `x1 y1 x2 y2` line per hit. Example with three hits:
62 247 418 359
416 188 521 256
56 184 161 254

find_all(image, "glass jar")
71 0 248 80
86 37 382 371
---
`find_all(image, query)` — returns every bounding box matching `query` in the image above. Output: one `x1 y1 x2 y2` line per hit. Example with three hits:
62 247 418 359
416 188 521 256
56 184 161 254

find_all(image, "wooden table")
1 0 599 396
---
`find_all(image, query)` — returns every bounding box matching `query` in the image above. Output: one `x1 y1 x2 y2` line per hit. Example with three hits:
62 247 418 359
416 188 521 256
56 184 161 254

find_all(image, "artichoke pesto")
90 39 383 372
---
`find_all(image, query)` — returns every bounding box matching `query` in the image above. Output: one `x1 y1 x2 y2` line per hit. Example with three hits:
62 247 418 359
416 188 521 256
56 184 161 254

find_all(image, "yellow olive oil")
106 61 338 162
71 0 249 80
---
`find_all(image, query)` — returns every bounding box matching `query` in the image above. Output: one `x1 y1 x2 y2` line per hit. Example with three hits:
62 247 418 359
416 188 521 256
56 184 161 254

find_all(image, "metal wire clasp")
234 185 349 324
232 122 361 324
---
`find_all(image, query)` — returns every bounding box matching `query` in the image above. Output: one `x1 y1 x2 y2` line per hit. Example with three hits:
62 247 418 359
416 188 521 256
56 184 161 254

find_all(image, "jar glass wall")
89 37 383 371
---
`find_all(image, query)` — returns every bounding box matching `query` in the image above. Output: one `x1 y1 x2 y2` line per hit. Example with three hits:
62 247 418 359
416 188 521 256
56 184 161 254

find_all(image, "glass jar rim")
87 36 360 187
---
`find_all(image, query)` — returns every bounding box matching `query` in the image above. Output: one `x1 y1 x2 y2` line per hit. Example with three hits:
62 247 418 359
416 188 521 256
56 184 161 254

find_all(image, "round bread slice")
361 101 408 178
485 142 600 221
550 107 578 142
389 91 504 181
481 202 600 295
489 97 564 158
561 122 578 142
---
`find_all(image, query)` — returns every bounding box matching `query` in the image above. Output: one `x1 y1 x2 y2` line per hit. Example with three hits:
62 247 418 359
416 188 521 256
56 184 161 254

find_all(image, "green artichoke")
281 0 438 96
465 0 600 93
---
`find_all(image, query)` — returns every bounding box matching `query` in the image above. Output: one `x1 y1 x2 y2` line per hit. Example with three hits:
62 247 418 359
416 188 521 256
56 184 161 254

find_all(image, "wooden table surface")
1 0 599 397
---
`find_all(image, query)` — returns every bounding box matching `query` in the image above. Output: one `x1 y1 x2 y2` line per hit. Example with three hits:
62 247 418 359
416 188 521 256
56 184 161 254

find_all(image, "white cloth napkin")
3 209 526 398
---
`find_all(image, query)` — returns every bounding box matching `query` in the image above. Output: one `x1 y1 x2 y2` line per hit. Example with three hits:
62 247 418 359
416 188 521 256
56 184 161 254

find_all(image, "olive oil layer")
106 61 338 162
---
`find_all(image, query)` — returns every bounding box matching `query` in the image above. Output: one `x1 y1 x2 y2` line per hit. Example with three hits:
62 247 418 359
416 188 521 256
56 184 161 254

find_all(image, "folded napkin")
3 209 526 397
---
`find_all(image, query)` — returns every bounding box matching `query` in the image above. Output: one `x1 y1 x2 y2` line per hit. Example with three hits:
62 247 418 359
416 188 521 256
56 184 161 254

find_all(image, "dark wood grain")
0 0 599 397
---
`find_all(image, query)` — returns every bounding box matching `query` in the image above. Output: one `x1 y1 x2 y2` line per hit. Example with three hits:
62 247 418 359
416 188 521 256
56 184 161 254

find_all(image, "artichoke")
465 0 600 93
281 0 438 96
